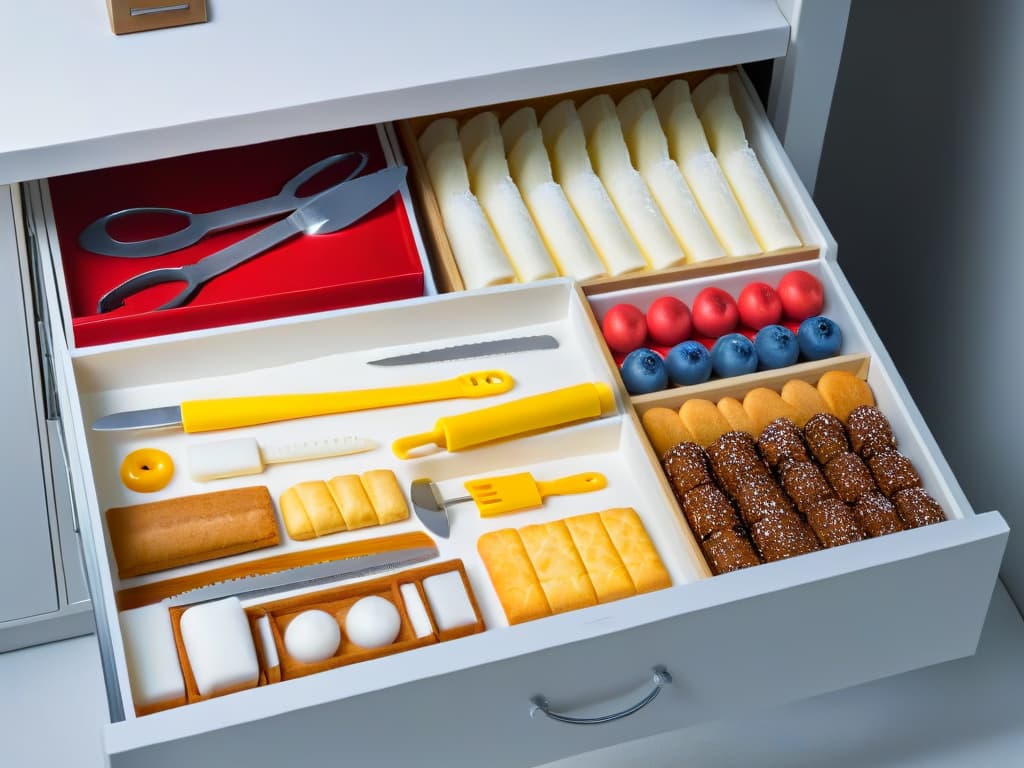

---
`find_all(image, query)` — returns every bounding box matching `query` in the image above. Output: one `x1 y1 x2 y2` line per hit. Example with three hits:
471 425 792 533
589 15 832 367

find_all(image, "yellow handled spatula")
410 472 607 538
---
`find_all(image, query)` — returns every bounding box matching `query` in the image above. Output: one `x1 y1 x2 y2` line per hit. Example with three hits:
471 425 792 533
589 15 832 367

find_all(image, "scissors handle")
96 216 303 313
96 266 197 313
79 152 368 258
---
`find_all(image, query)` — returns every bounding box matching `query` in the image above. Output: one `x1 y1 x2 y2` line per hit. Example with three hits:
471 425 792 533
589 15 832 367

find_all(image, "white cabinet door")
0 185 57 623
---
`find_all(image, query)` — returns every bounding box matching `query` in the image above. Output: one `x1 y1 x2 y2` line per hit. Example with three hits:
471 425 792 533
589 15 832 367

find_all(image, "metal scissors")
79 152 369 258
94 164 407 314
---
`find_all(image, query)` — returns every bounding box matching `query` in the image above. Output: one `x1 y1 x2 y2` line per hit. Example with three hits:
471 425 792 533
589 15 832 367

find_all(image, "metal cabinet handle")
530 666 672 725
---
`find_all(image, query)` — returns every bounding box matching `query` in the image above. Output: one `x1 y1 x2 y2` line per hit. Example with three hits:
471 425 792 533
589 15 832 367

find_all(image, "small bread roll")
817 371 875 422
290 481 345 538
743 388 801 438
780 379 829 427
678 399 732 447
641 407 695 457
360 470 409 525
716 396 757 434
328 475 377 530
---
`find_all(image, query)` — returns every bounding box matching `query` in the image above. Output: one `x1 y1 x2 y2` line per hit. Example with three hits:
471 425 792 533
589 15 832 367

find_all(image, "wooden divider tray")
249 559 483 682
395 66 821 296
164 560 482 709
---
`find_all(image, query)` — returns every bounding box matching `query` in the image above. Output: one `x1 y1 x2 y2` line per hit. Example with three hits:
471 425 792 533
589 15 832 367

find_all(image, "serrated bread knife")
367 334 559 366
164 545 438 607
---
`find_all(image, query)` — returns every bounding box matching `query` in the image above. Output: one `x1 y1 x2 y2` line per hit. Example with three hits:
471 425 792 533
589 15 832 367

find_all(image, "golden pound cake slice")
477 529 552 625
519 521 599 613
564 513 636 603
599 508 672 593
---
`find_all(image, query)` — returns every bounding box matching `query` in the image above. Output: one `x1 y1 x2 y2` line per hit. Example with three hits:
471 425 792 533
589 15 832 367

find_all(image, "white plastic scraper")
188 436 376 481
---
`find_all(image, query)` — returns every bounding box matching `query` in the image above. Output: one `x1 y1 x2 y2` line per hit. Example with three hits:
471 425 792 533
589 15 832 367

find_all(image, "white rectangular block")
423 572 477 631
180 597 259 697
400 583 435 639
119 604 186 710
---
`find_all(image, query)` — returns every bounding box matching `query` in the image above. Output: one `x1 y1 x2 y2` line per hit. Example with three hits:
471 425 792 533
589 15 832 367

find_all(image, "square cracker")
519 521 597 613
477 529 551 625
564 514 636 604
599 508 671 593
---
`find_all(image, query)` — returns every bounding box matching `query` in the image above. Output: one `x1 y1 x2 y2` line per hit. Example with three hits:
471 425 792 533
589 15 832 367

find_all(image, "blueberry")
664 340 712 386
797 316 843 360
620 348 668 395
710 333 758 378
754 324 799 370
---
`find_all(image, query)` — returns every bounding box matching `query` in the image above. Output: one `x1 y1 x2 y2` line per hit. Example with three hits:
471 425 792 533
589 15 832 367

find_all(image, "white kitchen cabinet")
0 2 1008 767
0 185 92 651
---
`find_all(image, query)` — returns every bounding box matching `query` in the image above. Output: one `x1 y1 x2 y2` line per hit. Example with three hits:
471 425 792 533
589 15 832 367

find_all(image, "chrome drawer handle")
530 666 672 725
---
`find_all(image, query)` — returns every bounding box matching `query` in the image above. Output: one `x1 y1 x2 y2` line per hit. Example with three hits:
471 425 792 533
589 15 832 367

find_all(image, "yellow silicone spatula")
465 471 607 516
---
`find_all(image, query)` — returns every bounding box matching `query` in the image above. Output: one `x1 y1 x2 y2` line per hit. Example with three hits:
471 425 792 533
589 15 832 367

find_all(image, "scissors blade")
77 152 371 258
295 165 407 235
185 165 407 287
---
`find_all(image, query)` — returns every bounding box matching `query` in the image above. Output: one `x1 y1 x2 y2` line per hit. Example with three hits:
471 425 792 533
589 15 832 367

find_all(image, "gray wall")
815 2 1023 605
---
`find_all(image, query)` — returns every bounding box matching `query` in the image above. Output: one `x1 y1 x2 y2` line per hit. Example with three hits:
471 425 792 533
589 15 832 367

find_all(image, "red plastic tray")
47 125 425 347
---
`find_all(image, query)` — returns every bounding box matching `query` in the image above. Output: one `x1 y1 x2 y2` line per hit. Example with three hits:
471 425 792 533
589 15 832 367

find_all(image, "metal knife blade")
93 405 183 431
164 545 437 607
411 478 452 539
367 334 559 366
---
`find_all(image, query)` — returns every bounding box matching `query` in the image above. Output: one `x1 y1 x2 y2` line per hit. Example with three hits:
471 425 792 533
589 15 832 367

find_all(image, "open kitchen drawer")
11 9 1004 766
31 266 1007 766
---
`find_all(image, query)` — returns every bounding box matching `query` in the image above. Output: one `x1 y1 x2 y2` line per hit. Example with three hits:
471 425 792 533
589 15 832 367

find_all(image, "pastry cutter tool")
91 369 513 433
392 382 616 459
367 334 559 366
79 152 369 258
187 435 377 481
96 163 406 313
411 471 607 538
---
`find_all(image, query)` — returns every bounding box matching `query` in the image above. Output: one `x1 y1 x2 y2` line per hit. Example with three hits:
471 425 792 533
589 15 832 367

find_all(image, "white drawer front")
101 514 1005 767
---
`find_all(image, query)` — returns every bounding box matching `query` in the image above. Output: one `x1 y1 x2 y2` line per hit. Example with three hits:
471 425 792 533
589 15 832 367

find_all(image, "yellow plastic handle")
179 370 513 433
536 472 608 498
392 382 616 459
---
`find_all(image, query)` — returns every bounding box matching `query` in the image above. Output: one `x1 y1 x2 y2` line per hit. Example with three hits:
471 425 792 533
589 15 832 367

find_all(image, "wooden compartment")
253 559 482 681
395 67 821 295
